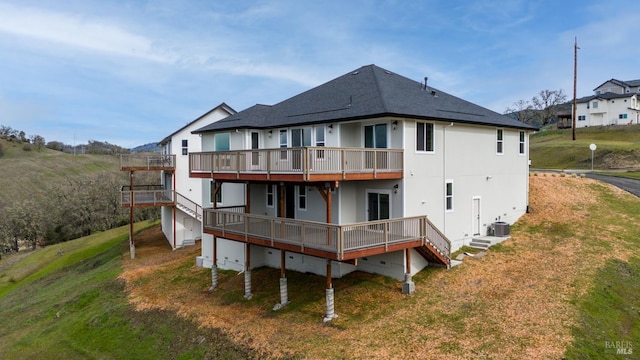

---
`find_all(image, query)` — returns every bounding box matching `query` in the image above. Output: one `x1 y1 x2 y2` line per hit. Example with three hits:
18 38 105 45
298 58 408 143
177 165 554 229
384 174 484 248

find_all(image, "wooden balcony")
120 154 176 171
189 147 403 182
203 208 450 266
120 185 175 208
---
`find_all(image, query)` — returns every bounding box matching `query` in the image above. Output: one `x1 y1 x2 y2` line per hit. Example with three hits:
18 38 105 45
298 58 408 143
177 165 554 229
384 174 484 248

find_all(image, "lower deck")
204 209 450 266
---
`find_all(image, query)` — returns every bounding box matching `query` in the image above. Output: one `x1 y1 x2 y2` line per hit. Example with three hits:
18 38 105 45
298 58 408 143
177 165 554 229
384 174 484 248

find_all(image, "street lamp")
589 143 597 171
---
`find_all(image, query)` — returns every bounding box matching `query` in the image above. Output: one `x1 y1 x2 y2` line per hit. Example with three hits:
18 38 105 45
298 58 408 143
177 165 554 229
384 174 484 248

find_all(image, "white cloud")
0 3 175 63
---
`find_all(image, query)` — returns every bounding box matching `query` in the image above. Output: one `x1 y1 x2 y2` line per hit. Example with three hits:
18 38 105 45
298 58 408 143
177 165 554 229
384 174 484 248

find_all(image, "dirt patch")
119 176 639 359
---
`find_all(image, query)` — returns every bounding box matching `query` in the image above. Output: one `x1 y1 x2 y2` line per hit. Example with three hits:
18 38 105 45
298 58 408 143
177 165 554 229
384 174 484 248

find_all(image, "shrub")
23 143 32 151
0 142 4 157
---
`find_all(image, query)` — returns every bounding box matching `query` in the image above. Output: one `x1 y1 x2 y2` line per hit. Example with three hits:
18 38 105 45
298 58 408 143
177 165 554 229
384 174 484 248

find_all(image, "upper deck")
120 154 176 171
189 147 403 182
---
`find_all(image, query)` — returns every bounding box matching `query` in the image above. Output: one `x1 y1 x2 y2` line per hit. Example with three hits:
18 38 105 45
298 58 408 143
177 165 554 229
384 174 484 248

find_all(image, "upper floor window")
181 139 188 155
279 130 287 160
496 129 504 154
592 101 599 109
519 131 525 155
291 128 311 147
364 124 387 149
297 186 307 210
315 125 325 159
416 122 434 152
210 181 222 204
266 185 275 208
578 115 586 121
619 113 628 119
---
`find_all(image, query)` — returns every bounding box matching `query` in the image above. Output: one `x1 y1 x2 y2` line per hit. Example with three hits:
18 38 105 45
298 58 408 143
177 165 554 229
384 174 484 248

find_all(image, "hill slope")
0 138 120 209
0 221 254 359
0 177 638 358
530 125 640 170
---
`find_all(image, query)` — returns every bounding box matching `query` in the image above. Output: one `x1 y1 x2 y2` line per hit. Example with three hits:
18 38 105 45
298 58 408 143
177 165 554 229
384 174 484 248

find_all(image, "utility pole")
572 37 579 141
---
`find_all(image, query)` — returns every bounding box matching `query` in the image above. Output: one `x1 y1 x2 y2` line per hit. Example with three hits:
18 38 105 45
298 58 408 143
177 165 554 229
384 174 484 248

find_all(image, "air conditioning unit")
492 222 510 237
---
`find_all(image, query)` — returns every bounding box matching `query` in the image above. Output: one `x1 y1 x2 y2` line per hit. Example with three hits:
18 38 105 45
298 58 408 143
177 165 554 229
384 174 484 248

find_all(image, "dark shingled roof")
576 91 637 104
194 65 537 134
593 78 640 91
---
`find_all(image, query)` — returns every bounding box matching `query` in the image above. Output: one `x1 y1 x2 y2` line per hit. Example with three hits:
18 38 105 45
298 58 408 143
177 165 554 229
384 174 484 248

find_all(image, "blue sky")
0 1 637 148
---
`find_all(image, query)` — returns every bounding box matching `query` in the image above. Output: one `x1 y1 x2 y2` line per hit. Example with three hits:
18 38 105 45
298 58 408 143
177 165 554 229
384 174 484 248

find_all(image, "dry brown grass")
119 176 639 359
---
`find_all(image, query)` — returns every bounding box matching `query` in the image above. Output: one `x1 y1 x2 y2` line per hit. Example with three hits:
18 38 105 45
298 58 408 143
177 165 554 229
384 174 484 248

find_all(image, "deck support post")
323 259 337 322
209 235 218 291
402 249 415 295
129 171 135 260
273 250 290 311
244 244 252 300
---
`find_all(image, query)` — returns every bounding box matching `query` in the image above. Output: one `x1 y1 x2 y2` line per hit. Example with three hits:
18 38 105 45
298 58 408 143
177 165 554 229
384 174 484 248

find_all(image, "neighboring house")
570 78 640 128
594 79 640 95
185 65 536 320
574 92 640 128
157 103 237 249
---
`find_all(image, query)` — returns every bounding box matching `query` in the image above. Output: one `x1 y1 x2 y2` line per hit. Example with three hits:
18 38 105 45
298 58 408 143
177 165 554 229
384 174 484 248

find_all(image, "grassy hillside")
530 124 640 170
0 138 120 209
0 221 253 359
0 177 638 358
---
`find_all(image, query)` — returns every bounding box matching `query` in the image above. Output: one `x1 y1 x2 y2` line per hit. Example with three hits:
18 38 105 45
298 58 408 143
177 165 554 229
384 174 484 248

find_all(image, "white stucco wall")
196 117 530 281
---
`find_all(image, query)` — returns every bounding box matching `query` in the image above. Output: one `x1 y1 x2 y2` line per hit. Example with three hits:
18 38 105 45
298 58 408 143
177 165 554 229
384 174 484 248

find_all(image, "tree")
506 89 567 127
30 135 46 151
505 99 536 124
531 89 568 126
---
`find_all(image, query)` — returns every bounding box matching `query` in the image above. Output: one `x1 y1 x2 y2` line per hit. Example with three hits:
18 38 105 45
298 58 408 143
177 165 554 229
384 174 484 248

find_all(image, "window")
595 90 602 95
416 122 434 152
297 186 306 210
367 192 390 221
592 101 599 109
181 139 188 155
210 181 222 204
519 131 525 155
364 124 387 148
266 185 274 207
445 181 453 211
279 130 287 160
578 115 586 121
315 125 325 158
291 128 311 147
496 129 504 154
619 113 628 119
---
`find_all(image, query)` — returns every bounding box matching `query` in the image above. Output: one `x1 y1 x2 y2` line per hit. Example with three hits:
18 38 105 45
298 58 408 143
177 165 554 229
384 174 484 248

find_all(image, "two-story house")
575 79 640 128
185 65 536 321
157 103 236 250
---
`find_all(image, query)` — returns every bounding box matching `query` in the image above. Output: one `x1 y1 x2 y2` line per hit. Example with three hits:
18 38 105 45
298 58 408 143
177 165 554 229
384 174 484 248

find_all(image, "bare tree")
505 99 536 124
531 89 568 126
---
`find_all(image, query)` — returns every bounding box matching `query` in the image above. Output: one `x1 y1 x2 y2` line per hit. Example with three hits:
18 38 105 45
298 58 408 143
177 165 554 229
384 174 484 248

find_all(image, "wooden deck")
189 147 403 182
120 154 176 171
120 186 175 208
203 209 450 266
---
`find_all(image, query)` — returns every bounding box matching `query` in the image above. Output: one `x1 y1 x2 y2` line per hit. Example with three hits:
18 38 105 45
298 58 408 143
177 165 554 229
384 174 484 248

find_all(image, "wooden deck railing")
189 147 403 180
120 154 176 170
203 209 450 263
120 185 175 207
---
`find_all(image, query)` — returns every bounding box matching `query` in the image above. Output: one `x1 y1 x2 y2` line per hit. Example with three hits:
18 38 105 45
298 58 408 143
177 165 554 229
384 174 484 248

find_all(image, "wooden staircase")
416 218 452 268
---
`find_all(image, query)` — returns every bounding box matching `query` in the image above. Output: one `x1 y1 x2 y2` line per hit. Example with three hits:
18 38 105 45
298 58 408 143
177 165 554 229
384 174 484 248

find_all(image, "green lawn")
530 125 640 171
0 221 254 359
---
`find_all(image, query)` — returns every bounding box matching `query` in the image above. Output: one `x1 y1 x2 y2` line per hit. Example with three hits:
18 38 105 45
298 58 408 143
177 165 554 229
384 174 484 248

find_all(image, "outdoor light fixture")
268 130 273 137
392 120 398 130
328 124 333 133
393 184 399 193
